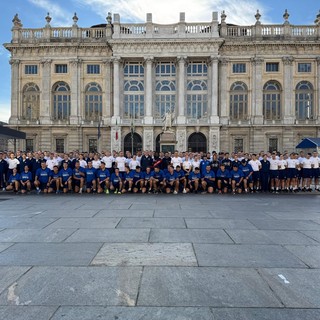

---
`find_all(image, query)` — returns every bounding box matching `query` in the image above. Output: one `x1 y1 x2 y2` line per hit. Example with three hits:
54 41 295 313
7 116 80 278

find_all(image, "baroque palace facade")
4 10 320 153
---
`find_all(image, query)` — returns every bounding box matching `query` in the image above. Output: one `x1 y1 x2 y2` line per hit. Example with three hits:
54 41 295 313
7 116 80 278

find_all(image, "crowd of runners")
0 149 319 195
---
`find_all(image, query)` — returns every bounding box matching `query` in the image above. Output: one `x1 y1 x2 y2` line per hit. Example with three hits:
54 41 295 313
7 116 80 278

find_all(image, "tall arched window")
52 82 70 120
295 81 314 120
123 80 145 119
22 83 40 121
229 82 248 120
263 81 282 120
85 82 102 121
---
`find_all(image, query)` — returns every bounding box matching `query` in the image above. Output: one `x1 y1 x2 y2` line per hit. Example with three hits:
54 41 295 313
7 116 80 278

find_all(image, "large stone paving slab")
300 230 320 243
0 218 57 229
95 210 154 218
137 267 282 307
91 243 197 266
209 210 271 220
0 243 13 253
65 228 150 243
37 210 99 218
259 268 320 307
0 306 57 320
45 217 121 229
211 308 320 320
154 210 212 218
0 266 31 296
265 211 320 220
0 243 102 266
248 219 320 231
0 267 142 306
185 218 257 229
117 218 186 229
225 230 319 245
52 306 214 320
284 245 320 268
193 244 307 268
149 229 233 244
0 229 76 242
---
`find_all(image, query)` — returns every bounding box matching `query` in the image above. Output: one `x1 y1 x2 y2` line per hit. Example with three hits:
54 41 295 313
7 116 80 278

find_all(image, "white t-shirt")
287 158 299 169
79 159 87 168
116 157 126 172
301 158 312 169
310 157 320 169
182 160 192 171
92 160 101 169
7 158 20 169
102 156 114 169
129 160 140 170
171 157 182 169
278 159 287 170
192 160 201 171
269 158 279 170
46 158 59 170
248 159 261 172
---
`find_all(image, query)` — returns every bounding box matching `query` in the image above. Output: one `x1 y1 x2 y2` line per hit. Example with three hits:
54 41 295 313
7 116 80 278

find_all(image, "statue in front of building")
162 111 174 132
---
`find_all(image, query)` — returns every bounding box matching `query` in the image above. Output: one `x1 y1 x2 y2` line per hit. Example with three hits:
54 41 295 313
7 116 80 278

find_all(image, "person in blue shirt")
20 165 32 194
73 161 85 194
164 165 179 194
59 162 73 193
84 160 97 193
48 165 61 194
142 166 153 193
230 164 244 194
122 166 134 193
132 166 144 193
200 155 211 175
97 161 110 194
175 165 187 193
239 159 253 193
6 167 20 193
151 166 165 194
216 163 230 194
0 152 9 191
188 167 201 194
110 168 123 194
35 161 52 194
201 165 216 194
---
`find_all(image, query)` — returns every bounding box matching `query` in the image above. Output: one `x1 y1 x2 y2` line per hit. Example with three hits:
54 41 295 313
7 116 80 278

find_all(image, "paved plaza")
0 193 319 319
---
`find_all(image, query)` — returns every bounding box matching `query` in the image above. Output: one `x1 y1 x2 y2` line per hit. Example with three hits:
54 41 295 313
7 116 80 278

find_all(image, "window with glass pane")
187 62 208 76
263 81 282 120
87 64 100 74
234 139 243 153
186 80 208 119
26 139 34 152
123 62 144 119
298 63 311 73
268 138 278 153
56 139 65 153
89 139 98 152
295 81 314 120
155 62 176 119
266 62 279 72
22 83 40 121
25 65 38 74
53 82 71 120
85 82 102 121
55 64 68 73
232 63 246 73
230 82 248 120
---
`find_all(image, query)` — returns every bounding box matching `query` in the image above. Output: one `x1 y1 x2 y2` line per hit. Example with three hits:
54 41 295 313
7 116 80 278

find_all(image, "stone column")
143 127 154 150
209 127 220 152
9 59 20 124
69 59 81 125
39 59 52 124
219 58 228 125
111 126 121 152
112 57 121 124
317 57 320 122
144 57 153 124
102 59 112 123
282 56 294 124
209 56 219 124
251 57 264 124
176 127 187 151
177 56 186 124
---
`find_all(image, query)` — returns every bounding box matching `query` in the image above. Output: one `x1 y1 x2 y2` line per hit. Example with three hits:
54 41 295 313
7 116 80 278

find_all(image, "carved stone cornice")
208 56 219 65
9 58 20 66
282 56 294 66
250 57 264 66
40 59 52 66
69 58 82 67
219 57 229 66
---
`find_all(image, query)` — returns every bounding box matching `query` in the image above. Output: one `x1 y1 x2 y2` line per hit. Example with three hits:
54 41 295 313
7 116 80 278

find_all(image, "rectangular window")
87 64 100 74
25 65 38 74
89 139 98 153
268 138 278 153
187 62 208 76
56 139 65 153
234 138 243 153
123 62 144 77
25 139 34 152
55 64 68 73
266 62 279 72
298 63 311 73
232 63 246 73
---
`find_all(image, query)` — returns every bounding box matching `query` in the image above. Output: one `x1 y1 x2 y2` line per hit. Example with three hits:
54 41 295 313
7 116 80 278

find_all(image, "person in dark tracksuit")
260 154 270 192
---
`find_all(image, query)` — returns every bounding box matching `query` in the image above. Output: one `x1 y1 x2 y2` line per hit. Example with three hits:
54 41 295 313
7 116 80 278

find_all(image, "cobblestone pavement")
0 193 319 319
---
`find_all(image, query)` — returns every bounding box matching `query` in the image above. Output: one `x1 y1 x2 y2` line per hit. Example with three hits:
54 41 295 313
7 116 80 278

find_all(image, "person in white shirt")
269 153 280 193
116 151 127 175
311 151 320 191
248 154 261 191
301 153 313 191
171 151 182 170
101 151 114 174
191 155 201 172
92 154 101 170
182 154 192 176
6 152 20 179
46 153 59 170
286 153 299 192
278 154 287 191
129 155 140 170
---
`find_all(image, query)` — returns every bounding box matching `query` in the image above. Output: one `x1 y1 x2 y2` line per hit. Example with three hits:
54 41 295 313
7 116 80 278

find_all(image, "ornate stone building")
4 10 320 153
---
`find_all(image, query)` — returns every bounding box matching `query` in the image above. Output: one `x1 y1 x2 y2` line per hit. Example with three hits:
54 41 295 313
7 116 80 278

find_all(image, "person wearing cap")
216 163 230 194
34 161 51 194
97 161 110 194
188 167 201 194
84 160 97 193
239 159 253 193
201 164 215 194
230 163 244 194
164 165 179 194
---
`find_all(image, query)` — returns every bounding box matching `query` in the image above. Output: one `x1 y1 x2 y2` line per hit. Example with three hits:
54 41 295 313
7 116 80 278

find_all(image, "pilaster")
40 59 52 124
219 58 228 125
143 127 154 150
102 59 112 123
176 127 186 151
209 56 219 124
9 59 20 124
317 57 320 122
209 127 220 152
69 58 82 124
144 57 154 124
111 125 121 152
251 57 264 124
282 56 295 124
177 56 187 124
112 57 121 124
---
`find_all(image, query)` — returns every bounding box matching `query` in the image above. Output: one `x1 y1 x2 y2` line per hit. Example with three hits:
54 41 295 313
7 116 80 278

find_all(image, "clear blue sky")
0 0 319 122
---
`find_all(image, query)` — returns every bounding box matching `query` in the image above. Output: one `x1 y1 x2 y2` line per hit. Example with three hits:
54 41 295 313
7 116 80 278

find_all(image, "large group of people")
0 148 319 195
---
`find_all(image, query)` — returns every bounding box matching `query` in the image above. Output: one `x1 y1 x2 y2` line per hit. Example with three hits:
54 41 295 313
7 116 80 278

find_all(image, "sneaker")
117 190 122 194
105 189 109 194
115 189 118 194
56 190 60 194
2 187 5 191
183 188 187 194
173 190 178 195
128 188 131 192
37 189 41 194
79 188 82 194
201 191 207 194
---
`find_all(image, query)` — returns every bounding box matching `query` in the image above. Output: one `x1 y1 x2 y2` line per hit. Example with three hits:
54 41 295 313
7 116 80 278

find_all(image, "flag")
97 121 101 139
115 119 118 140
